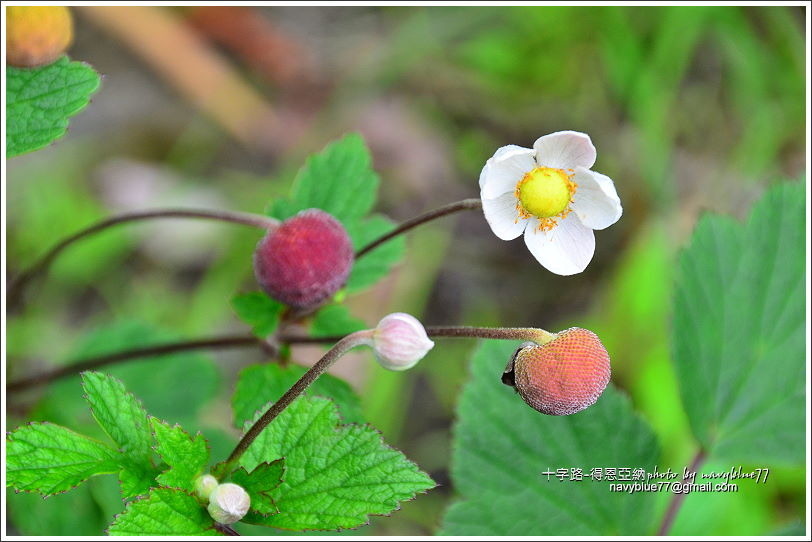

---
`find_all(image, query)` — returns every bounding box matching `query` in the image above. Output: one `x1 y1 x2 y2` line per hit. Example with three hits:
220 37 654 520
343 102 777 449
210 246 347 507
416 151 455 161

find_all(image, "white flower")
479 131 622 275
207 483 250 524
369 312 434 371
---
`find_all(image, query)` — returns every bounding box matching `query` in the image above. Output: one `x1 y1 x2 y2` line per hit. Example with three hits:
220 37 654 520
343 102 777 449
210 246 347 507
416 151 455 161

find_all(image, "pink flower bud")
371 313 434 371
207 482 250 524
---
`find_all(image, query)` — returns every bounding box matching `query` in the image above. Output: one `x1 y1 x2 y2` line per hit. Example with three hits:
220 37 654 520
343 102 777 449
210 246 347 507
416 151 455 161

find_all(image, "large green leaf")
232 363 365 427
6 422 119 495
6 56 101 157
151 418 209 492
107 488 221 536
269 133 379 222
672 183 805 464
442 340 660 535
230 460 284 523
239 396 435 530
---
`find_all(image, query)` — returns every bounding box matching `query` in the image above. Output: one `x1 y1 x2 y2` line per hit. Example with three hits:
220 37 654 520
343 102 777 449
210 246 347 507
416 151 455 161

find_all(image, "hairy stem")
6 333 331 393
657 449 707 535
7 208 279 309
355 198 482 258
426 325 557 345
214 329 374 478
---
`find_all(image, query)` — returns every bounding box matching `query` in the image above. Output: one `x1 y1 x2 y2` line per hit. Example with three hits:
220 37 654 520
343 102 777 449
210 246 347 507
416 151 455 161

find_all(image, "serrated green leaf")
232 363 365 428
230 460 284 523
310 304 367 338
6 422 119 495
240 396 434 530
269 133 379 222
441 340 660 535
6 56 101 157
345 214 406 292
81 372 153 469
107 488 221 536
231 291 284 338
672 183 805 464
118 464 157 500
151 418 209 492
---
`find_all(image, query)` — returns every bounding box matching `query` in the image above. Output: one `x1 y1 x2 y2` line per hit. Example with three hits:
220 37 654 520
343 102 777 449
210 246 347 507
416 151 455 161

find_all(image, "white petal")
570 167 622 230
523 213 595 275
533 131 596 170
480 145 536 199
482 192 528 240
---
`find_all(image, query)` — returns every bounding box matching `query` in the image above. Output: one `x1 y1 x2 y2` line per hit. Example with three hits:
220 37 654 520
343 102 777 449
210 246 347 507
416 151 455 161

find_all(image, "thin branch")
657 448 707 535
355 198 482 259
6 333 336 393
425 325 556 344
213 329 374 478
213 523 241 536
7 208 279 310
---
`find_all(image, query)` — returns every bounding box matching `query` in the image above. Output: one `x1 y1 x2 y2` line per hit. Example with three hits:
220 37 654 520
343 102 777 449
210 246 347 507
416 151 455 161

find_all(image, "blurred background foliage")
5 5 806 535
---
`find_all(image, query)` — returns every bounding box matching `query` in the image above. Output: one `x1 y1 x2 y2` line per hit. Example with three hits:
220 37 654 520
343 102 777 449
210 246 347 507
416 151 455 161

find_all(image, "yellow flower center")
515 167 577 231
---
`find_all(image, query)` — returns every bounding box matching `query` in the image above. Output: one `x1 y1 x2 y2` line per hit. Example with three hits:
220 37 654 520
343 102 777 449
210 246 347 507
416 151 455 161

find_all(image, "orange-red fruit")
503 328 610 415
6 7 73 67
253 209 353 309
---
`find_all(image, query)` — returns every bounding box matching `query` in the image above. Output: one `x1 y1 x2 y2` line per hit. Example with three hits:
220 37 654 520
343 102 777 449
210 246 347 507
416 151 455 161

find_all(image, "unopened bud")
502 327 610 415
207 482 250 524
194 474 219 501
7 7 73 67
370 313 434 371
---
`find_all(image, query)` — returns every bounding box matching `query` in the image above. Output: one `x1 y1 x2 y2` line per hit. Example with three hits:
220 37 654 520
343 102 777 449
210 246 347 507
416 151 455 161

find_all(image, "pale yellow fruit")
6 6 73 67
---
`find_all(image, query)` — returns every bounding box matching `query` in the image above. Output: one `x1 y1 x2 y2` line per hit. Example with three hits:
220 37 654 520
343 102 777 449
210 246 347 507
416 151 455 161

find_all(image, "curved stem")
7 208 279 309
6 333 332 394
657 449 707 535
355 198 482 259
426 325 557 345
213 523 240 536
214 329 374 478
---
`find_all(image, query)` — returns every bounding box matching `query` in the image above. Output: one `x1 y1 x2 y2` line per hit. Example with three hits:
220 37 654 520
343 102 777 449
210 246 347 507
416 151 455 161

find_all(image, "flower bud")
502 327 610 415
371 312 434 371
207 482 251 524
254 209 354 308
194 474 219 501
7 7 73 67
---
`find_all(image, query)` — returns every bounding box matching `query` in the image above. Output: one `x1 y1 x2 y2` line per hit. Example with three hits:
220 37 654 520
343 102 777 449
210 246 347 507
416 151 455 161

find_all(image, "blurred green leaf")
239 396 435 531
269 133 379 222
7 486 107 535
6 56 100 157
672 183 805 464
442 340 660 535
231 291 284 338
345 214 406 292
232 363 365 427
6 422 119 495
151 418 209 492
230 460 284 523
107 488 220 536
310 304 367 338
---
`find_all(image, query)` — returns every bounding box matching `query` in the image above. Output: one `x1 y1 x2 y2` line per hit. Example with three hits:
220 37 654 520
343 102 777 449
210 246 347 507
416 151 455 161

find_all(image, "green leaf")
441 340 660 535
6 422 119 495
310 304 366 338
118 466 157 501
232 363 365 427
151 418 210 492
6 56 101 157
672 183 805 464
107 488 221 536
81 372 153 469
240 396 435 530
345 214 406 292
7 485 108 535
231 292 284 338
230 460 284 523
269 133 379 222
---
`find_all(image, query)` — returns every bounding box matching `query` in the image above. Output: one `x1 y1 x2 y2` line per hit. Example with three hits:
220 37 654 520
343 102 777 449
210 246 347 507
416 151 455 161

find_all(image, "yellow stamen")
514 167 577 231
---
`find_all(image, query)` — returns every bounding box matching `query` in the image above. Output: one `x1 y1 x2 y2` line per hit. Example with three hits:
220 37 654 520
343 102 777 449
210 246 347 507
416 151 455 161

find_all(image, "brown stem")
426 325 556 344
6 333 333 394
213 329 374 478
657 449 707 535
7 208 279 310
212 523 241 536
355 198 482 259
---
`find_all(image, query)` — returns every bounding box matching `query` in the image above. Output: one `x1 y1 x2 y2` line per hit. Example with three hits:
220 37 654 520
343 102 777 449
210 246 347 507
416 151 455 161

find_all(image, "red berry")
253 209 354 308
504 327 610 415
